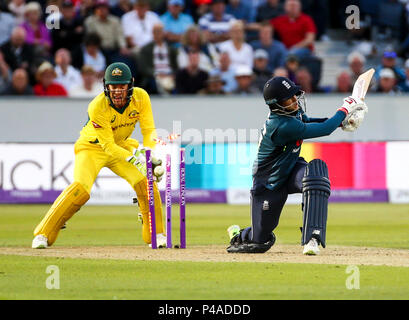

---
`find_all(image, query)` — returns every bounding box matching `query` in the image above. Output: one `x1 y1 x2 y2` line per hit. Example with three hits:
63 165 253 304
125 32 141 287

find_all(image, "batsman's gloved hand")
341 108 368 132
340 96 368 132
337 96 367 115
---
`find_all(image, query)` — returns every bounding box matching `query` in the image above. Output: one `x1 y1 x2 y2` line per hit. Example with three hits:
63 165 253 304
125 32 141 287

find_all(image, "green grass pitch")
0 203 409 300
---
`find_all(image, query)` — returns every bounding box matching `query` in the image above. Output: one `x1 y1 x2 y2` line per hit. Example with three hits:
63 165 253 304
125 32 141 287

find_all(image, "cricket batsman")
227 77 367 255
32 62 166 249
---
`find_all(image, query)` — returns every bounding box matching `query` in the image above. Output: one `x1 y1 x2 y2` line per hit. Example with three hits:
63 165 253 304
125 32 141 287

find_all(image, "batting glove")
341 106 368 132
337 96 367 115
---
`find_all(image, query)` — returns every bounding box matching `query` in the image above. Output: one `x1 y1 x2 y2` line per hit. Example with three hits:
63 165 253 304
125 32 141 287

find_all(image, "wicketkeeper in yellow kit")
32 62 166 249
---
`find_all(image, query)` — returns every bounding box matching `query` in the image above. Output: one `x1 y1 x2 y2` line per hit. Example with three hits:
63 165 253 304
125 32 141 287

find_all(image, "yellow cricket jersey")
77 87 157 160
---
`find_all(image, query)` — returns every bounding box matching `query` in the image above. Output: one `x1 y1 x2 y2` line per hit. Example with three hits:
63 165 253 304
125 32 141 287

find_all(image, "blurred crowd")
0 0 409 97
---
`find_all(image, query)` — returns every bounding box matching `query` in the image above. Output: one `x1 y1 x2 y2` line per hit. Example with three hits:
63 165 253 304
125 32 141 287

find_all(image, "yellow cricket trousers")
34 142 164 245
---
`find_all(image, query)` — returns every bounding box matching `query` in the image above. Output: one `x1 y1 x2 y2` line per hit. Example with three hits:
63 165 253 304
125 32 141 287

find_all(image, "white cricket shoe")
32 235 48 249
149 233 167 248
303 237 320 255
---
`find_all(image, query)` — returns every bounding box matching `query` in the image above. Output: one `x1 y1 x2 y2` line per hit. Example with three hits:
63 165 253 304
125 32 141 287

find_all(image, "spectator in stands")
285 54 299 83
0 6 16 47
160 0 194 48
295 67 316 93
253 49 271 91
121 0 161 53
33 61 68 96
138 23 178 94
111 0 133 18
149 0 168 14
226 0 252 23
85 0 129 59
376 68 401 95
199 72 226 95
190 0 212 22
347 51 366 83
218 20 254 69
273 66 289 77
0 52 11 94
225 0 260 40
399 59 409 92
51 0 84 55
8 0 26 25
270 0 316 60
21 2 52 57
175 50 208 93
250 22 287 73
177 25 217 72
0 26 35 83
300 0 329 41
233 64 259 94
198 0 236 43
78 0 95 19
72 33 107 78
256 0 283 23
1 68 33 95
54 48 82 92
375 50 406 87
69 65 103 97
213 51 237 93
347 50 376 92
335 71 352 93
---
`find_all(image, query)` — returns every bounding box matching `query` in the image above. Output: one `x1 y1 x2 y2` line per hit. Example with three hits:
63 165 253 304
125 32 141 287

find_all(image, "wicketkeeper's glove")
127 148 164 182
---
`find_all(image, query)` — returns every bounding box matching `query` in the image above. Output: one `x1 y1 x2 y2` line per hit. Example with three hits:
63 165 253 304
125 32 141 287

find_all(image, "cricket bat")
346 68 374 127
352 68 375 100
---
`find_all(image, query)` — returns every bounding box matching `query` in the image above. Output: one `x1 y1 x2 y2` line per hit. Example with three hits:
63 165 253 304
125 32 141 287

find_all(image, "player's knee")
72 180 92 196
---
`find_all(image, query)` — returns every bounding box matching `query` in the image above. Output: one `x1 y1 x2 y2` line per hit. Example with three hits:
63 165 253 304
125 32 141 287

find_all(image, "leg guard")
34 182 90 246
301 159 331 248
134 179 164 244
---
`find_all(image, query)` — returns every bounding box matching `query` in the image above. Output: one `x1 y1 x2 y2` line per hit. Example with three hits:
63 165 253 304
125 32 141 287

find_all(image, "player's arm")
280 110 345 142
301 112 328 123
280 96 364 141
291 32 315 49
300 111 345 139
138 89 158 149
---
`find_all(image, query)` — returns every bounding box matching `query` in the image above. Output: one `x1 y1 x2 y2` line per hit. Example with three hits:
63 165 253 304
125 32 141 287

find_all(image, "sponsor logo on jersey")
112 121 137 131
128 110 139 119
92 121 102 129
111 68 123 76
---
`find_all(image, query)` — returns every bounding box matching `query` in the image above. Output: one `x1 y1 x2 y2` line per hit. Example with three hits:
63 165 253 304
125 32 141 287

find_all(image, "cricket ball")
154 166 164 177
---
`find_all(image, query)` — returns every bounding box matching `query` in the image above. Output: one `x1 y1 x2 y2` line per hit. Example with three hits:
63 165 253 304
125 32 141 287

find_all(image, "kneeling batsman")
226 76 368 255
